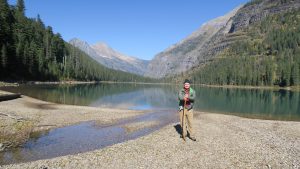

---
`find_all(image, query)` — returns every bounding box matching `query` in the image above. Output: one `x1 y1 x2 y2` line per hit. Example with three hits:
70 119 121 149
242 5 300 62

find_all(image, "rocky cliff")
200 0 300 61
146 0 300 78
69 38 149 75
145 6 241 78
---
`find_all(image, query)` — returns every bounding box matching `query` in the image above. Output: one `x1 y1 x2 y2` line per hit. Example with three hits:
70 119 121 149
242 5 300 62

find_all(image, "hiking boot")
189 136 197 141
180 135 186 141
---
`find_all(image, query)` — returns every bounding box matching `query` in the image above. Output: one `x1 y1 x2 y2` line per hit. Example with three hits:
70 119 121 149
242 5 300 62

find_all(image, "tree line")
0 0 153 82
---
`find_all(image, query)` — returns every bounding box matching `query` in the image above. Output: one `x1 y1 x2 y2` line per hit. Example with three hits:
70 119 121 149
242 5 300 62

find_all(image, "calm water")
0 109 177 165
0 83 300 165
1 83 300 121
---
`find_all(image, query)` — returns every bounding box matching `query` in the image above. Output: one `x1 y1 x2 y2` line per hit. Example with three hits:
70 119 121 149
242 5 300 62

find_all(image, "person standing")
178 79 196 141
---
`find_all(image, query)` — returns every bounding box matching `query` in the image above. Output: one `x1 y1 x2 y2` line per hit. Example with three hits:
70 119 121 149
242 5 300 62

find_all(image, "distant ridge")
70 38 149 75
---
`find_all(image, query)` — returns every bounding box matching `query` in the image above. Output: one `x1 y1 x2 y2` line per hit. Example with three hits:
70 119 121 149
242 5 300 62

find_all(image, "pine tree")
36 14 45 28
0 0 13 75
0 0 12 43
16 0 25 15
265 59 274 86
1 44 7 69
291 63 300 85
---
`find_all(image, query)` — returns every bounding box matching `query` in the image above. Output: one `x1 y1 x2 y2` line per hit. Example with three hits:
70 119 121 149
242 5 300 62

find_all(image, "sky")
8 0 249 60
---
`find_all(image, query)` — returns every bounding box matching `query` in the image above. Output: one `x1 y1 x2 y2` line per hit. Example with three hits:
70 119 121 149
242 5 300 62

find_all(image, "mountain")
146 0 300 81
164 0 300 87
145 6 241 78
69 38 149 75
187 0 300 87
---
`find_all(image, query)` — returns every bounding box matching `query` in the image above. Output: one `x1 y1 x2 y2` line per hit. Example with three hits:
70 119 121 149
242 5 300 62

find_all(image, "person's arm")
178 90 185 101
189 89 196 101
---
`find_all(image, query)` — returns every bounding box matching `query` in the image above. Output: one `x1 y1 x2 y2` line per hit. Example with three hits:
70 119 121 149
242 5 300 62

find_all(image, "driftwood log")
0 93 21 102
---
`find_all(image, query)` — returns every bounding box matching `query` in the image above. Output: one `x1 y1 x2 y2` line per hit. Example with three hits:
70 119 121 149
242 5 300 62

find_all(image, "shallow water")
0 109 178 165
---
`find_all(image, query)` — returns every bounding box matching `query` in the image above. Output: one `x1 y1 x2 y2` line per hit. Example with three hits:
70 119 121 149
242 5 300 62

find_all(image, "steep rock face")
146 6 241 78
69 38 149 75
146 0 300 78
230 0 300 32
199 0 300 63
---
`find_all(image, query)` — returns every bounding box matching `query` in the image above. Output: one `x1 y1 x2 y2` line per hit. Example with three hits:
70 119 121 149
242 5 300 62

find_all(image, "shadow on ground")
174 124 182 135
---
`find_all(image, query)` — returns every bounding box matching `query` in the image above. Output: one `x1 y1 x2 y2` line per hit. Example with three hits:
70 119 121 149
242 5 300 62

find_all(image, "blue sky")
9 0 249 60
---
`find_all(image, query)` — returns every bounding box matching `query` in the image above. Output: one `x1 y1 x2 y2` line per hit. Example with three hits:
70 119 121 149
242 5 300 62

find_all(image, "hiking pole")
182 99 187 141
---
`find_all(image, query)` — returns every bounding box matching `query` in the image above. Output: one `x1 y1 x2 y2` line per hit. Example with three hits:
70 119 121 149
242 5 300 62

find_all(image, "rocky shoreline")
0 90 145 152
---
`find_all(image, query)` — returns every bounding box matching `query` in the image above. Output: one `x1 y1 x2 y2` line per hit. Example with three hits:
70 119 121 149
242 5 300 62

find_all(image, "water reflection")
196 87 300 121
1 84 299 121
0 109 177 165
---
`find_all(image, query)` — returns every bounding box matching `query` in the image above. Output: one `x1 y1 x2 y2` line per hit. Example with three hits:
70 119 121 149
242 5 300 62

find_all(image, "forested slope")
0 0 152 82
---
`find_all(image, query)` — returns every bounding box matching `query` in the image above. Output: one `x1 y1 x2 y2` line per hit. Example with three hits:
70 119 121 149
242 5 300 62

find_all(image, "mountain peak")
69 38 89 46
69 38 149 75
93 42 111 50
91 42 117 59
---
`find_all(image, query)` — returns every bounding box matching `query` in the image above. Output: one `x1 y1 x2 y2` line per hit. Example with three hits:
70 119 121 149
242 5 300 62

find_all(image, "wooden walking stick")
182 99 187 141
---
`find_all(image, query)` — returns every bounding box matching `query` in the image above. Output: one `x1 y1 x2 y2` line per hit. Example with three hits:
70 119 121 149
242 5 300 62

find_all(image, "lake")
1 83 300 121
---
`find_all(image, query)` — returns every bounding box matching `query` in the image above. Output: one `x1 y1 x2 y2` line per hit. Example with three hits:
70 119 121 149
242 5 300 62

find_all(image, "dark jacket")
178 87 196 110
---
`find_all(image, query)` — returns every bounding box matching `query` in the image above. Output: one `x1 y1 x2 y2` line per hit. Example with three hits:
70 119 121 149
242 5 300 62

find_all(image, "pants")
179 108 194 137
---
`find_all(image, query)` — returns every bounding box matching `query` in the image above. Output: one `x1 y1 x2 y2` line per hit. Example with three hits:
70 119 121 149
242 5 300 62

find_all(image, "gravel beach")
0 90 144 152
2 110 299 169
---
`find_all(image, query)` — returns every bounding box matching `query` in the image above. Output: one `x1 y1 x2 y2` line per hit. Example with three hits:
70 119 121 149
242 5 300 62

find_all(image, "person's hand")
184 97 189 101
184 94 189 98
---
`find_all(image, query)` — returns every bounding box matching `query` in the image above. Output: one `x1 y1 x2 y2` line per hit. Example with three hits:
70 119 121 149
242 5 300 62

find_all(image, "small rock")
39 165 48 169
0 143 4 151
